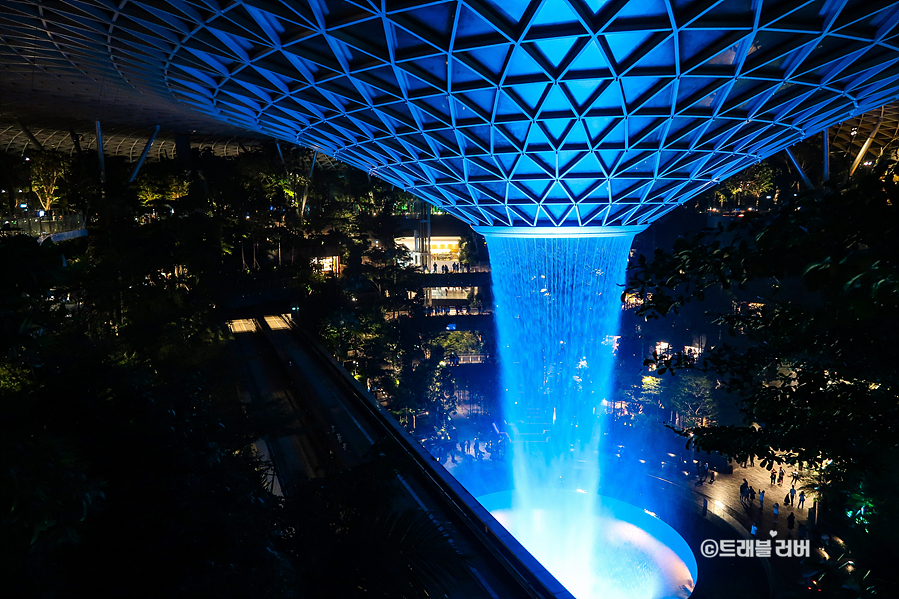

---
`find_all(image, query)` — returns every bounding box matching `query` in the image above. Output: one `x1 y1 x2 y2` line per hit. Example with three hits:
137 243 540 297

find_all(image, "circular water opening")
478 489 697 599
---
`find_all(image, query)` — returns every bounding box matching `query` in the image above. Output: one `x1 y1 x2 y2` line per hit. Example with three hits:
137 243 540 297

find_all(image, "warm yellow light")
227 319 255 333
264 315 290 330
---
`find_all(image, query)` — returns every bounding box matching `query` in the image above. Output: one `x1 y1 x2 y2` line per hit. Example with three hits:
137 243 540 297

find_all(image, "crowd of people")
427 434 507 465
736 464 810 541
430 261 470 273
424 304 482 316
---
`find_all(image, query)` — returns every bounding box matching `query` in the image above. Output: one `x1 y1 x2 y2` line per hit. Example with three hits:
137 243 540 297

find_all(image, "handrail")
285 319 569 599
232 318 289 496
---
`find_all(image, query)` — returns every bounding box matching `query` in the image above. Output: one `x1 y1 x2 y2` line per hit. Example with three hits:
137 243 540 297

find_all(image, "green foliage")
28 150 70 212
299 163 432 401
391 354 438 415
283 449 473 598
0 228 296 597
665 371 720 428
431 331 482 354
458 234 479 266
3 344 294 597
615 373 664 413
626 163 898 591
717 161 777 207
614 370 725 428
2 146 477 598
319 308 364 361
134 161 190 206
434 364 458 415
0 235 68 362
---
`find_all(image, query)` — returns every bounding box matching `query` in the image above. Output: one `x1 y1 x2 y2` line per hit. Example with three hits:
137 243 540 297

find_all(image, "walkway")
231 316 561 599
687 461 811 538
673 459 814 596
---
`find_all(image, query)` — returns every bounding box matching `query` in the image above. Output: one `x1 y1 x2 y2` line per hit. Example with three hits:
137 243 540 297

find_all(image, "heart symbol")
769 530 778 537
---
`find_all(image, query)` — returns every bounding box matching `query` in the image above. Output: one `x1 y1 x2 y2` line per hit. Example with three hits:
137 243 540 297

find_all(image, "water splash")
478 226 693 599
479 490 696 599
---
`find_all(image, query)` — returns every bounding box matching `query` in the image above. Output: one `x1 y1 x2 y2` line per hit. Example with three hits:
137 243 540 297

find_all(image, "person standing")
787 512 796 533
778 466 785 485
749 486 756 505
770 470 777 485
773 502 780 523
790 485 797 505
759 489 765 509
798 491 806 509
750 522 758 536
785 491 792 506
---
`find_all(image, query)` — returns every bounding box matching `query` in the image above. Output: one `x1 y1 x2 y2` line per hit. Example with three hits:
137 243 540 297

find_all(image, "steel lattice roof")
830 102 899 160
3 1 899 227
0 123 345 170
0 124 260 161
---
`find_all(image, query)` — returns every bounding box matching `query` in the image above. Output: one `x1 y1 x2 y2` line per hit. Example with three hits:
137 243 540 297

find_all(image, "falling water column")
475 225 644 598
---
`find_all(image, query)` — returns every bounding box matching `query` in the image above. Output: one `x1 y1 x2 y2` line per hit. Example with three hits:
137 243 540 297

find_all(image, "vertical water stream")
481 227 640 597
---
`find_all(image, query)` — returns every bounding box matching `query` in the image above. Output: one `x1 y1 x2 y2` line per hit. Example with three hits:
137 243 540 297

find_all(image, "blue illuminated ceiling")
3 1 899 226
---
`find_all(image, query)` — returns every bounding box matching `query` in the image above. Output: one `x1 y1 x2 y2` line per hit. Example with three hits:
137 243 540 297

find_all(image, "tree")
260 150 309 220
359 239 418 316
134 161 190 207
715 161 777 209
0 235 70 362
433 364 458 424
612 372 663 422
665 371 720 428
432 331 482 355
625 161 898 593
1 229 298 598
458 234 480 266
29 151 70 212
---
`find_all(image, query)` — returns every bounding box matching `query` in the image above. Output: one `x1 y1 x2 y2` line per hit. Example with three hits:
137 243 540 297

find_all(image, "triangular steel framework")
3 0 899 226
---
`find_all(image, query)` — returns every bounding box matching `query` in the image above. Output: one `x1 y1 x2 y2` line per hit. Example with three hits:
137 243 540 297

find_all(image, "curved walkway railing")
285 320 573 599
